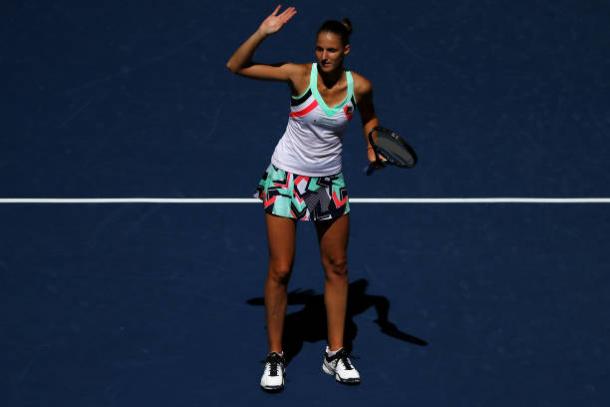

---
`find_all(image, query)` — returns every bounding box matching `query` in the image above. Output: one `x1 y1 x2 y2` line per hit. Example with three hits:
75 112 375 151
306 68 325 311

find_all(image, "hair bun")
317 19 353 45
341 18 353 34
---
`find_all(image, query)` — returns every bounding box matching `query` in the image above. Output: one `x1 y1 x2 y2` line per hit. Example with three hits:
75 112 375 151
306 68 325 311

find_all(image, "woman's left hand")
368 148 387 168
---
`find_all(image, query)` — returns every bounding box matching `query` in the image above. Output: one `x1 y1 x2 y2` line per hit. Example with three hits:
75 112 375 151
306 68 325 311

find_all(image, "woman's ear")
344 44 351 56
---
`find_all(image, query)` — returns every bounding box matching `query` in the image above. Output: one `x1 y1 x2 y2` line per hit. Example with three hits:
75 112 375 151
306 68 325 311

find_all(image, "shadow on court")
246 278 428 365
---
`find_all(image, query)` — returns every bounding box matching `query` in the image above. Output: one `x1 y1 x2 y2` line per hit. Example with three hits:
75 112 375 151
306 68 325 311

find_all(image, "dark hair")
317 18 353 45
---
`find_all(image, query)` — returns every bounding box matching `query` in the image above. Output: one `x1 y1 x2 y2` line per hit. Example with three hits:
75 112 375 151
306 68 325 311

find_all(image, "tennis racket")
365 126 418 176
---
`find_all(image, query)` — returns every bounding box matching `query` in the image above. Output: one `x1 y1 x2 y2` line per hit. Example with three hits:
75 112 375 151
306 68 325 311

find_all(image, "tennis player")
226 5 381 391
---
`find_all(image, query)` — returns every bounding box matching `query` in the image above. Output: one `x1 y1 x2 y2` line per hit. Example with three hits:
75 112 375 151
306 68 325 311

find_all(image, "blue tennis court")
2 1 609 406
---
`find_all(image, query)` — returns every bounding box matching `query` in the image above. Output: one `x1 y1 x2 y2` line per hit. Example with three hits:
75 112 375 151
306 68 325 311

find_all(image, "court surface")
2 1 610 406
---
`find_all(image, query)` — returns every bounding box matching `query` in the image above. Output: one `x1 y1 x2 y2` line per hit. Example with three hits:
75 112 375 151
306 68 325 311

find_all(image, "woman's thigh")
265 213 298 267
315 214 350 263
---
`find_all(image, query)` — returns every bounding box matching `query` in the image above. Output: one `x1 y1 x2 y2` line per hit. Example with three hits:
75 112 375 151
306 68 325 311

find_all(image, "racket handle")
364 163 376 176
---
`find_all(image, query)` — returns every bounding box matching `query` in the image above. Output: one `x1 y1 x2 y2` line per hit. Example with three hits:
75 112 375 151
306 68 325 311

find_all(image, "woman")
226 5 381 391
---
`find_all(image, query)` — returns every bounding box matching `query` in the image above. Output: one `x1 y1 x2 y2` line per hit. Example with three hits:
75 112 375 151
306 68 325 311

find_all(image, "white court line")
1 197 610 204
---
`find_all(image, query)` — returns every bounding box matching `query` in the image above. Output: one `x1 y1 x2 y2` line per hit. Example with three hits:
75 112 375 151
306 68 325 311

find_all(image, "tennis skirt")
255 163 350 222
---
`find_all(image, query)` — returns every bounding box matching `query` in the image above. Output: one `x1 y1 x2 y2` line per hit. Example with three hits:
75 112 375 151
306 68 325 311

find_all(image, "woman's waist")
270 155 343 178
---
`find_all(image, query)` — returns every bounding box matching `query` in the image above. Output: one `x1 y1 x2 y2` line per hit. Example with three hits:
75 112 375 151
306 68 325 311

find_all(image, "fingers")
271 5 297 21
367 158 383 167
279 6 297 22
262 5 297 34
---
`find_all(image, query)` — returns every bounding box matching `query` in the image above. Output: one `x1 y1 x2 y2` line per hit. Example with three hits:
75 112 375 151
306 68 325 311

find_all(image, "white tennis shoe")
260 352 286 392
322 347 361 384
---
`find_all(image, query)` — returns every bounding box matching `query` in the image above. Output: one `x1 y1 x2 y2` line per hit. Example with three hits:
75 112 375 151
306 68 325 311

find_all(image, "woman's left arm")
354 75 380 164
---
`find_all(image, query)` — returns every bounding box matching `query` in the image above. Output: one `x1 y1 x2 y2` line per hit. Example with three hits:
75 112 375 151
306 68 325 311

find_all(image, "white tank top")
271 63 356 177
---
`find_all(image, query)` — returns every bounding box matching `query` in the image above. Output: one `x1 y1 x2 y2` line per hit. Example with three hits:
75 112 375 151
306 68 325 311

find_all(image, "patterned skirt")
254 163 350 222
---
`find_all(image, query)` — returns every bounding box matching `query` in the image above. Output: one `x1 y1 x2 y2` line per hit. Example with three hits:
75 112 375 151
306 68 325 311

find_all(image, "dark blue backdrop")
2 0 609 197
1 1 610 407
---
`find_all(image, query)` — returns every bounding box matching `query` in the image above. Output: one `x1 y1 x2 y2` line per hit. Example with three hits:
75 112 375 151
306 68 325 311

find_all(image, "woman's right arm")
225 5 298 81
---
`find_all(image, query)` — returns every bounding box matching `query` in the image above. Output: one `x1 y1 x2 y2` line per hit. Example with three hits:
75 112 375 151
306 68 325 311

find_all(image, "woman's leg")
264 213 297 353
315 214 350 351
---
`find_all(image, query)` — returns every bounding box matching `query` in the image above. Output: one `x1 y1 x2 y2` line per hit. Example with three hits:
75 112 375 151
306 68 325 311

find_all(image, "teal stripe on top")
310 63 354 116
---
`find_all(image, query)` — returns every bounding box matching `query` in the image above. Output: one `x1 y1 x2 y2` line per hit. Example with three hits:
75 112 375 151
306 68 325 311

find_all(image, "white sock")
326 346 343 357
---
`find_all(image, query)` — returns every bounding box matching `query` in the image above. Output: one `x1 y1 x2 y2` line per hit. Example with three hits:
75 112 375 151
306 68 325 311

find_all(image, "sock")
326 346 343 357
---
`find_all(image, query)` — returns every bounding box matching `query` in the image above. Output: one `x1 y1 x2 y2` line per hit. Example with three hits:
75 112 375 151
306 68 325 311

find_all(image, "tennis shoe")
322 347 361 384
260 352 285 392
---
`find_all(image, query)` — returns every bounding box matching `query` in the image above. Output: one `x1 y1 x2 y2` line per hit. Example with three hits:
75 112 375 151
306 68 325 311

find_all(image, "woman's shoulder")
285 63 313 96
349 70 373 97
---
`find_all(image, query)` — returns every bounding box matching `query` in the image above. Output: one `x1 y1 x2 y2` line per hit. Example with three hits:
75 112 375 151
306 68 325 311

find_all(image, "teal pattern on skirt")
255 164 350 222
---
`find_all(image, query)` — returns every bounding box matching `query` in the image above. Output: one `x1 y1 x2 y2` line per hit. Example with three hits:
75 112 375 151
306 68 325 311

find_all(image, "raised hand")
258 5 297 36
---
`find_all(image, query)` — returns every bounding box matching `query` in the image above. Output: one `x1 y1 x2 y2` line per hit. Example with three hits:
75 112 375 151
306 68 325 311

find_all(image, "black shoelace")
265 353 283 376
334 349 353 370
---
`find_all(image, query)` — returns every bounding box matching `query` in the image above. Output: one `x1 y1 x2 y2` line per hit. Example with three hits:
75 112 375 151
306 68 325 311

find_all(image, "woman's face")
315 31 350 73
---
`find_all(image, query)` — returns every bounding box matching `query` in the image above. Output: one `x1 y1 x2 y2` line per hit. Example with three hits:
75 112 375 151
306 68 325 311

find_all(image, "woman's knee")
322 255 349 279
267 260 293 284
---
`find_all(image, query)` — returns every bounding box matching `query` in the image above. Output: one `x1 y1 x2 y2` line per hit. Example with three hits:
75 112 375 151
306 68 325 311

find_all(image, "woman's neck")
318 64 344 89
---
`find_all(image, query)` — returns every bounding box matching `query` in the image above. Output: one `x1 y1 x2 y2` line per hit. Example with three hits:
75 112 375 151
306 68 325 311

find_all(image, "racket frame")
365 126 417 175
